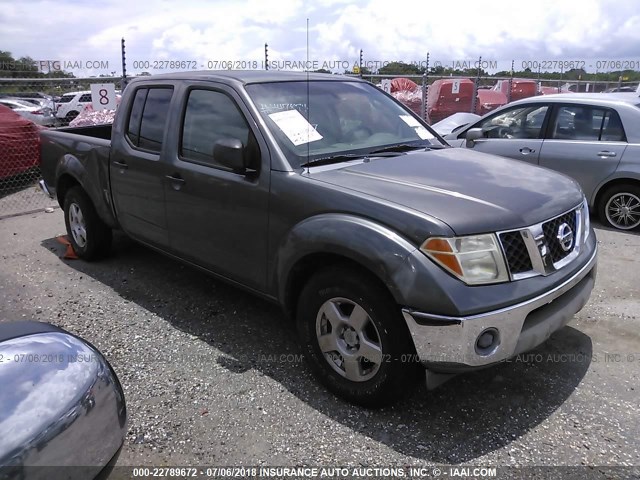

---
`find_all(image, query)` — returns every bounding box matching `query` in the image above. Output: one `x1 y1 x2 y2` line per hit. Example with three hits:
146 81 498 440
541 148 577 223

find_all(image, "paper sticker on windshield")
400 115 433 140
269 109 323 146
400 115 421 127
415 126 434 140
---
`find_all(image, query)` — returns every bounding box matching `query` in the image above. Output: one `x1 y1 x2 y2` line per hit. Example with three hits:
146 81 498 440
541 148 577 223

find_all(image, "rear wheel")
598 184 640 230
63 186 112 260
296 265 420 407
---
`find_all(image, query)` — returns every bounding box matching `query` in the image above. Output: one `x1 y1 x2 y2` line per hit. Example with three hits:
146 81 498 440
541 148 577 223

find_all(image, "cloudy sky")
1 0 640 77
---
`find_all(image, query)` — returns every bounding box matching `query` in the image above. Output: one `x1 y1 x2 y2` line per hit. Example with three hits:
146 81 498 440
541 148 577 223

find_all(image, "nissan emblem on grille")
556 223 574 252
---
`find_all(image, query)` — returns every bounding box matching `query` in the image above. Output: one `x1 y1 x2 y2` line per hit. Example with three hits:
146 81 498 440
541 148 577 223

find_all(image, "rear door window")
125 87 174 152
551 105 626 141
126 89 147 146
599 110 626 141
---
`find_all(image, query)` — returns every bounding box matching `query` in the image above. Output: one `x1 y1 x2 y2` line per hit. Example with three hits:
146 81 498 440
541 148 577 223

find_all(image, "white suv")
55 91 92 122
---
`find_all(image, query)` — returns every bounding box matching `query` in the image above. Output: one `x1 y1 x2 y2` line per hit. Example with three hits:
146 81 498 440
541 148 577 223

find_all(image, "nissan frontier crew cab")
39 71 597 407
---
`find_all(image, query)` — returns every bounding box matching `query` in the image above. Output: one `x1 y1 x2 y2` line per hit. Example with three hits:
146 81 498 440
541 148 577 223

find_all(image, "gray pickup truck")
40 71 597 407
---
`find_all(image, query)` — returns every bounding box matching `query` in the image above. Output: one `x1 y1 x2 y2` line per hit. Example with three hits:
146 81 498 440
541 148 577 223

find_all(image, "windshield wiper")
300 152 400 168
367 143 447 154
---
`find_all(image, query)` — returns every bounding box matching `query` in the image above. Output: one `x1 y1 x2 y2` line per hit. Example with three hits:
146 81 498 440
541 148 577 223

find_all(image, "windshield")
246 80 444 168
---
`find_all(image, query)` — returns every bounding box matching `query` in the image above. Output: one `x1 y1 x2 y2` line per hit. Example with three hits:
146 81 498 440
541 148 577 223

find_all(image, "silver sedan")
0 98 57 126
444 93 640 230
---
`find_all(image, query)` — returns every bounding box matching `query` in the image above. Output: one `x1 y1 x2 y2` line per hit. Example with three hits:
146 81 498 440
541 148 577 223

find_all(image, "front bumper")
402 246 597 372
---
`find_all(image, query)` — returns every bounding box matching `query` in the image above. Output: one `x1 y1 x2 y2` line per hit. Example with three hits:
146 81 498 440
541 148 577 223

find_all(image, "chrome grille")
499 231 532 274
499 204 584 280
542 210 578 263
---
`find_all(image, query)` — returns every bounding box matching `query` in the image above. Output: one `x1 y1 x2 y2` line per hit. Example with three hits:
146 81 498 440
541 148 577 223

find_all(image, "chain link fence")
0 70 638 217
353 73 639 124
0 77 123 218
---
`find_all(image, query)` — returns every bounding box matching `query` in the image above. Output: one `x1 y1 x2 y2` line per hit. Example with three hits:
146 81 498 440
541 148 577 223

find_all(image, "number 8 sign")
90 83 117 111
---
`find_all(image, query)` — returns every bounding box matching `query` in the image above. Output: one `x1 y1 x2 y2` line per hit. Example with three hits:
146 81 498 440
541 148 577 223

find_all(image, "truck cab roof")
128 70 360 85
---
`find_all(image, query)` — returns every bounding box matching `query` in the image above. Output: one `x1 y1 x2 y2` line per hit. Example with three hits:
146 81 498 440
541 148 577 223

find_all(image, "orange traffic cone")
55 235 79 260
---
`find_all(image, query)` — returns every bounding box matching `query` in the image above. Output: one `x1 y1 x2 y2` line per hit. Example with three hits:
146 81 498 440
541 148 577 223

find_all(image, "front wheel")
598 184 640 231
296 266 420 407
63 186 112 260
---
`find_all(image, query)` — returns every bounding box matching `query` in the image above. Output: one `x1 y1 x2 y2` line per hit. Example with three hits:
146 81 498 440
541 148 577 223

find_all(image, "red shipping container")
495 78 538 101
539 85 563 95
475 89 507 115
390 77 419 93
390 78 423 117
427 78 475 124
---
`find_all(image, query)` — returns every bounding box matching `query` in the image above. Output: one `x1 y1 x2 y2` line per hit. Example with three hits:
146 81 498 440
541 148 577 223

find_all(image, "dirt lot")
1 208 639 473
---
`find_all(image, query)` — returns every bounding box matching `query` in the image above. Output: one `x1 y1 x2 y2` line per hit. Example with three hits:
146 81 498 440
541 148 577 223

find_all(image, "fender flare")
275 213 419 311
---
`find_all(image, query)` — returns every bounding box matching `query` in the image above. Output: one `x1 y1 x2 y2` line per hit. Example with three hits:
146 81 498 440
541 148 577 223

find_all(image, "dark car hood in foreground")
309 148 584 235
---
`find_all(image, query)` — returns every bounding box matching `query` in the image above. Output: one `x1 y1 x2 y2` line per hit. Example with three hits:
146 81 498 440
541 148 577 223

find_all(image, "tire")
597 184 640 231
63 111 79 126
63 186 112 260
296 265 421 407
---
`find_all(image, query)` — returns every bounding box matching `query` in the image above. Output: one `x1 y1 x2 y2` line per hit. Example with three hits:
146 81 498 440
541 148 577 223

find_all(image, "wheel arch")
276 214 419 320
593 176 640 210
55 173 81 209
282 253 396 321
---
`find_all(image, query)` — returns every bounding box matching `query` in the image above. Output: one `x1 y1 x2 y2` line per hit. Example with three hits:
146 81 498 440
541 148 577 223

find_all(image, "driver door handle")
165 174 185 183
165 174 186 191
519 147 535 155
112 160 128 169
597 151 617 158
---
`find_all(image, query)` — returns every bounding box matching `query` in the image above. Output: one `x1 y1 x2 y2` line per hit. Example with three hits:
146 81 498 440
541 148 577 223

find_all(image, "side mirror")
0 321 127 479
213 138 247 173
465 128 484 148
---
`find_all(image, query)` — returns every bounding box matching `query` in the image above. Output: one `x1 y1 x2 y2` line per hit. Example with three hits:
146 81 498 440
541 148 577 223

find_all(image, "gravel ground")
1 208 639 474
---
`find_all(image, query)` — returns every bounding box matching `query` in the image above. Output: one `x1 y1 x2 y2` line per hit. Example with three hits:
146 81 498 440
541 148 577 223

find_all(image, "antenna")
306 18 310 175
121 38 127 90
264 43 269 70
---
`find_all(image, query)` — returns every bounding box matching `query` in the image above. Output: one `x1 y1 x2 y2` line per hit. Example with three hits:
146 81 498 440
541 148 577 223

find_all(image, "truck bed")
53 124 113 141
39 125 113 217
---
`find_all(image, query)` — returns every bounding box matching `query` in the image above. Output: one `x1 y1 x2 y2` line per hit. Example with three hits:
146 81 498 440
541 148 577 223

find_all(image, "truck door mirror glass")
465 128 484 147
214 138 247 173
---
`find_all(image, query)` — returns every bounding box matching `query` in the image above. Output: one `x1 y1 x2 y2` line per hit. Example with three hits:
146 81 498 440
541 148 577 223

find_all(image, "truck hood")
308 148 584 235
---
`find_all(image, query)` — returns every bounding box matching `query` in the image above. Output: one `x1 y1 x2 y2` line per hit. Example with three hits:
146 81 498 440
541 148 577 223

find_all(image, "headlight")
420 234 509 285
583 197 590 241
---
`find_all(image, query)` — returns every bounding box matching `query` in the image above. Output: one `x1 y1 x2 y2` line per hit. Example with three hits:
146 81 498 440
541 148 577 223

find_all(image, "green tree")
379 61 424 75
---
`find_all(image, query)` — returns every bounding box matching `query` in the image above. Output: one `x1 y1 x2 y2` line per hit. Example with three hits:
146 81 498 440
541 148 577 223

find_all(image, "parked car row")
0 90 119 126
55 90 93 123
0 97 57 126
0 88 126 182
